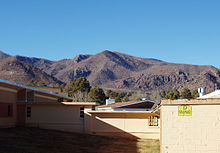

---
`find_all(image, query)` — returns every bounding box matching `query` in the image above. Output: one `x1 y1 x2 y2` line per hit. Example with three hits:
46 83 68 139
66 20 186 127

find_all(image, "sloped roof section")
97 99 158 110
198 90 220 99
0 78 72 100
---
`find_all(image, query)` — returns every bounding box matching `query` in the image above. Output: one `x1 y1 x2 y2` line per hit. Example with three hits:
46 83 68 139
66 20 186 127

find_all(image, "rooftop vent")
198 88 205 97
106 98 115 105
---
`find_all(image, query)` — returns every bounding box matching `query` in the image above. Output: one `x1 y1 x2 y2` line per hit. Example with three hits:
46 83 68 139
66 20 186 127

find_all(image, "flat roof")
162 99 220 105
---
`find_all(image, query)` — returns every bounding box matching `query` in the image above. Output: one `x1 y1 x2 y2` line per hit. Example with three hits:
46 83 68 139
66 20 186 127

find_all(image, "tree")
72 91 89 102
38 81 46 87
160 90 166 98
28 80 38 86
64 77 91 97
135 97 142 101
89 87 106 105
165 89 180 100
122 95 129 102
192 89 199 99
115 97 122 102
106 90 113 98
106 90 119 99
118 92 127 98
106 90 132 102
181 88 192 99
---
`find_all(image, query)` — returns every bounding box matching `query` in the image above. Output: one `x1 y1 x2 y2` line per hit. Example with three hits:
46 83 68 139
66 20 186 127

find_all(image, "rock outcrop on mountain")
0 50 219 92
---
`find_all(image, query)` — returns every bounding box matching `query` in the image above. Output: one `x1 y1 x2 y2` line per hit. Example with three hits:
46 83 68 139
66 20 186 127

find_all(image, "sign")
178 105 192 116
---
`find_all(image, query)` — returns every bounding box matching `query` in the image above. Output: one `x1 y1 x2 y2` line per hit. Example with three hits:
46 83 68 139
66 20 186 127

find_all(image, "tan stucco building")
0 79 160 140
0 79 95 133
85 100 160 139
161 98 220 153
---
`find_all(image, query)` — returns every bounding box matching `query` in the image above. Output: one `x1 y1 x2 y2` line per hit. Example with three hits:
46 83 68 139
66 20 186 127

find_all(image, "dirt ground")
0 127 159 153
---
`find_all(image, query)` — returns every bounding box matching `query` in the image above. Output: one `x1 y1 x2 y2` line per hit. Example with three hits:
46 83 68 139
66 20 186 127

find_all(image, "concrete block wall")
161 103 220 153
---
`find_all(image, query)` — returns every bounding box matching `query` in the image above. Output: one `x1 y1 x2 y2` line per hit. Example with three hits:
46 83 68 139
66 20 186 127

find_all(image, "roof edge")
0 79 72 100
112 99 157 109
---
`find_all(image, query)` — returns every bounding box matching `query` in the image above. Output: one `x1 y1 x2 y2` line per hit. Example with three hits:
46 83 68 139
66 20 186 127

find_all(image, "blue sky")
0 0 220 68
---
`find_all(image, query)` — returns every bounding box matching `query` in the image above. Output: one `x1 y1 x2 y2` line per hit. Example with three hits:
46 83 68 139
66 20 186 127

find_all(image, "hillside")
0 57 63 86
0 50 219 92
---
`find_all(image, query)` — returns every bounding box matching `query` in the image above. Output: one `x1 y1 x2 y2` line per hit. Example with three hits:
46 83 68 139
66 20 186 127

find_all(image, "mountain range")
0 50 219 93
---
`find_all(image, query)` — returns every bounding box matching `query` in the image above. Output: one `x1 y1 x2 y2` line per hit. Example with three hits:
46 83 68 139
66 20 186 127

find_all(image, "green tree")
115 97 122 102
181 88 192 99
160 90 166 98
118 92 127 98
165 89 180 100
55 83 60 87
64 77 91 97
122 95 129 102
192 89 199 99
106 90 113 98
28 80 38 86
106 90 131 102
106 90 120 99
135 97 142 101
89 87 106 105
38 81 46 87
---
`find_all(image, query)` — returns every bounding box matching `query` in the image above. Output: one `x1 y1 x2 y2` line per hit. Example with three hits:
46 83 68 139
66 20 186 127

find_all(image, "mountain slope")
0 51 11 60
0 57 63 86
0 50 219 92
112 63 220 91
42 50 164 86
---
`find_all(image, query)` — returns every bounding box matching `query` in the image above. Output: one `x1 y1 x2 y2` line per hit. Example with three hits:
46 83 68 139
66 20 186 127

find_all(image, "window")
80 107 84 118
27 106 31 118
0 103 13 117
148 116 158 126
8 105 11 117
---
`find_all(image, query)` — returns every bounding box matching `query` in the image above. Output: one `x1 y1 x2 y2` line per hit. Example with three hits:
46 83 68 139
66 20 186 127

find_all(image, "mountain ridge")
0 50 219 93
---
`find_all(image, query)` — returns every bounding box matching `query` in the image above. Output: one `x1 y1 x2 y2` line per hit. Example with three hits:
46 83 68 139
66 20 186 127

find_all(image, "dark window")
8 105 11 117
80 107 84 118
27 106 31 118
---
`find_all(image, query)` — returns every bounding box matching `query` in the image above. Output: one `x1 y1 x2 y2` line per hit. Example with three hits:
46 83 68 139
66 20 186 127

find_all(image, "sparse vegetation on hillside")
28 80 47 87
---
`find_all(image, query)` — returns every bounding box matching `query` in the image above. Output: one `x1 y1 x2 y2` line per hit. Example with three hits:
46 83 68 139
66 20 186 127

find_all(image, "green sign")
178 105 192 116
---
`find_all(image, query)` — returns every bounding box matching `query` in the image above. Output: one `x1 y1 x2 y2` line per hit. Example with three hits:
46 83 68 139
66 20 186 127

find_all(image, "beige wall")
0 88 17 128
26 104 92 133
161 102 220 153
86 112 160 139
34 95 58 103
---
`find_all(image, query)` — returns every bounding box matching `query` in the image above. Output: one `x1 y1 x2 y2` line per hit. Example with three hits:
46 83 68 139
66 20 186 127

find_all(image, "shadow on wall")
85 113 139 153
85 114 139 153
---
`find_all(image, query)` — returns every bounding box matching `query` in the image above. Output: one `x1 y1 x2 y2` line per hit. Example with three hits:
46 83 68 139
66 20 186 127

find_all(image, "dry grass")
0 127 159 153
137 139 160 153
